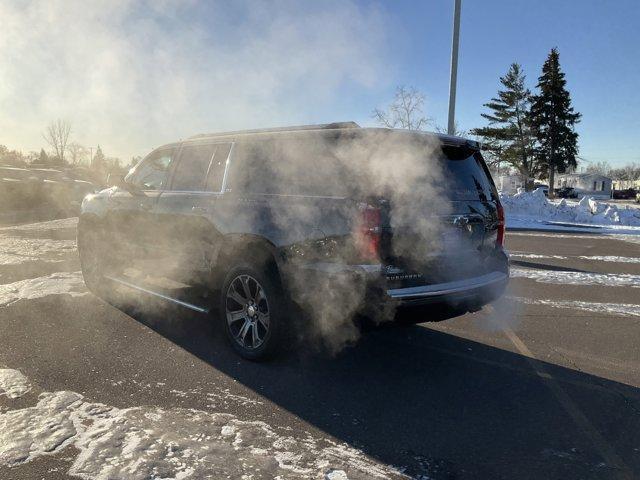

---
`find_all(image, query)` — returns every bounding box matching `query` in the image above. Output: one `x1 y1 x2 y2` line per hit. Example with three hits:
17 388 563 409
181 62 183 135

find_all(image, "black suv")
78 122 509 360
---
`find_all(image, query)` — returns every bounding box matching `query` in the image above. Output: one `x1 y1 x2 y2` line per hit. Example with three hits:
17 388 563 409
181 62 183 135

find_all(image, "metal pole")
447 0 462 135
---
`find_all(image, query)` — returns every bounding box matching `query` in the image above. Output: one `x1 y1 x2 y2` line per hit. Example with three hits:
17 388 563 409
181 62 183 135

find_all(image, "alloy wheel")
225 274 270 350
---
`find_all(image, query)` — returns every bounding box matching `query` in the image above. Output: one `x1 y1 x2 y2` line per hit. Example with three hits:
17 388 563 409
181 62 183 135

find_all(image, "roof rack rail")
188 121 360 139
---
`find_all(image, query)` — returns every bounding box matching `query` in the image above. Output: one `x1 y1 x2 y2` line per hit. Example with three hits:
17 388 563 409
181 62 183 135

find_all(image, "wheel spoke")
240 276 253 301
227 287 246 307
227 310 246 323
257 312 270 330
237 319 251 345
251 322 259 348
255 286 265 305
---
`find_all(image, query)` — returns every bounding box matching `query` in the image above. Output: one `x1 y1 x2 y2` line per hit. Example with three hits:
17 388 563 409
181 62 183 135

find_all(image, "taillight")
354 203 381 261
496 201 505 247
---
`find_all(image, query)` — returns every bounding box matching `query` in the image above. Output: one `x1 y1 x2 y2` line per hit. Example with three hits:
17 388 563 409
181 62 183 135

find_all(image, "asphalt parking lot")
0 218 638 479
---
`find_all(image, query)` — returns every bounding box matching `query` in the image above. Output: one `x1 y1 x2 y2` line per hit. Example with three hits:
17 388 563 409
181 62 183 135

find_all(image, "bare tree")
67 142 89 166
373 86 431 130
435 122 467 137
43 119 72 163
585 160 612 176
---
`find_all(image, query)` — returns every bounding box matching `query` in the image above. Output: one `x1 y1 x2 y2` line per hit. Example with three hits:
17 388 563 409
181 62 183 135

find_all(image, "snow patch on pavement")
510 251 640 264
510 267 640 288
512 296 640 317
0 375 403 479
0 369 32 398
0 272 87 307
509 252 568 260
0 236 76 265
0 217 78 232
0 391 81 466
578 255 640 264
508 231 640 245
501 190 640 232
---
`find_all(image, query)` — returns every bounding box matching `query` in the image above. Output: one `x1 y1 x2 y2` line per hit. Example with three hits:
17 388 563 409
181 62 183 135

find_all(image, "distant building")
554 173 612 199
612 179 640 190
495 174 525 194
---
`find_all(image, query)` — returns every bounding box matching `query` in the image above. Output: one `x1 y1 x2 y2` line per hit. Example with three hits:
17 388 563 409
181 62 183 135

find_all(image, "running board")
104 275 210 313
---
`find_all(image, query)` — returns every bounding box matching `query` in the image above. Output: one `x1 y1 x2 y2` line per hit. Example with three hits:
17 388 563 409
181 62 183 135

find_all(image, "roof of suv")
156 122 480 151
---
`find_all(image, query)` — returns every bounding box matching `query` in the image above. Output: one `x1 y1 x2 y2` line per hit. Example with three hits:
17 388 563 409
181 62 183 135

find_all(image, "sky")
1 0 638 167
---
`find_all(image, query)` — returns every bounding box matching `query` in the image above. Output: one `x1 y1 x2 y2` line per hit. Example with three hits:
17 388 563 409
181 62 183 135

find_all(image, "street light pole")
447 0 462 135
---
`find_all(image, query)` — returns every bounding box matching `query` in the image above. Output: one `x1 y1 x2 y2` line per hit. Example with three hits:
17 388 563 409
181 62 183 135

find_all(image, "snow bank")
0 272 87 307
0 369 31 398
0 371 402 479
500 189 640 230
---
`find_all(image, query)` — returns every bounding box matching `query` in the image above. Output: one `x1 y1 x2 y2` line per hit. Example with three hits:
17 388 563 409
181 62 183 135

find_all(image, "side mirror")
107 173 144 196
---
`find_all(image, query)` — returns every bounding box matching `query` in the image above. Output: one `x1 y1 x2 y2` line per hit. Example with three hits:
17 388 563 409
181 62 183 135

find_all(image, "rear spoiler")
436 134 482 151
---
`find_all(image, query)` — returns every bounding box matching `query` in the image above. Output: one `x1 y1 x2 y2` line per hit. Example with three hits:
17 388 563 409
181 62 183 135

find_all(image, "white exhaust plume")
0 0 388 158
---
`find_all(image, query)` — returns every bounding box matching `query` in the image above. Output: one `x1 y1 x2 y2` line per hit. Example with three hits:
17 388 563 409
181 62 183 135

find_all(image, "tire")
77 221 110 297
219 262 286 361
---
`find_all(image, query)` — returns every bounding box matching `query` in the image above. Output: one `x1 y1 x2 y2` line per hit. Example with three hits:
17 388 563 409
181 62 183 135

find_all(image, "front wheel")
77 221 112 297
220 264 286 361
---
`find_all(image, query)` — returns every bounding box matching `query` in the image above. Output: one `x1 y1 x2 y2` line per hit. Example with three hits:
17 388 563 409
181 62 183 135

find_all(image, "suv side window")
128 149 174 190
171 144 216 191
205 143 232 192
170 142 231 192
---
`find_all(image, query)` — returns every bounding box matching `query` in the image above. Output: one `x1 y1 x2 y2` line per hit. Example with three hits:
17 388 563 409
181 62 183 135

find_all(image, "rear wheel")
220 263 285 361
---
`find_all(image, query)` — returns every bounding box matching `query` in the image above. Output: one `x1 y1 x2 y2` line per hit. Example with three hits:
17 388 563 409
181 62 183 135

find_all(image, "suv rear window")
441 147 496 202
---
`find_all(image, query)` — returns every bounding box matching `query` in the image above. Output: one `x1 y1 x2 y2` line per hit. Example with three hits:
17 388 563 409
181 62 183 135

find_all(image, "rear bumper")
285 253 509 316
386 270 508 307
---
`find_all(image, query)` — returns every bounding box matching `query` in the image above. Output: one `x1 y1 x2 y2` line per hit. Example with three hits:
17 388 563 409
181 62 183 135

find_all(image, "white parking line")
510 296 640 317
501 328 633 479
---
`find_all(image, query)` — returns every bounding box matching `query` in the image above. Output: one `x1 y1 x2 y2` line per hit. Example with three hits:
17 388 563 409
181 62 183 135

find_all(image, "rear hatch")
380 143 502 289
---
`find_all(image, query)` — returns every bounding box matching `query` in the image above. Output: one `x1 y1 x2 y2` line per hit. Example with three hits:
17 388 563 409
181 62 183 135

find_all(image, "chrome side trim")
386 271 507 299
104 275 209 313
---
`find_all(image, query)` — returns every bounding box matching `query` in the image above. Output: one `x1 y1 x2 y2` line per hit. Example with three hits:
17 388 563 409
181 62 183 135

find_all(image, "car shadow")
115 298 640 480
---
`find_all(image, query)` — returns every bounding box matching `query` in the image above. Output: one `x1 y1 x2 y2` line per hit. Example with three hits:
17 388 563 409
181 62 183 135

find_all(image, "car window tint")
205 143 232 192
234 139 353 196
441 147 495 201
130 150 174 190
172 144 217 191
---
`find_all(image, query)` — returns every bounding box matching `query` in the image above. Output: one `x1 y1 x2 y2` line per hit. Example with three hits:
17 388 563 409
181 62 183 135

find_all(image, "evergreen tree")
471 63 537 188
529 48 581 197
38 148 49 165
92 145 105 171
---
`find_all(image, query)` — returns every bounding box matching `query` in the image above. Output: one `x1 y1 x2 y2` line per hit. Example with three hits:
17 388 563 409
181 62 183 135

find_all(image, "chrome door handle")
192 205 207 213
139 202 152 211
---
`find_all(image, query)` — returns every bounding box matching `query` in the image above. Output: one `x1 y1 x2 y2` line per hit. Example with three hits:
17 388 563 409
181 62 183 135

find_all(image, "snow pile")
0 272 87 307
500 189 640 229
0 370 403 480
0 369 31 399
